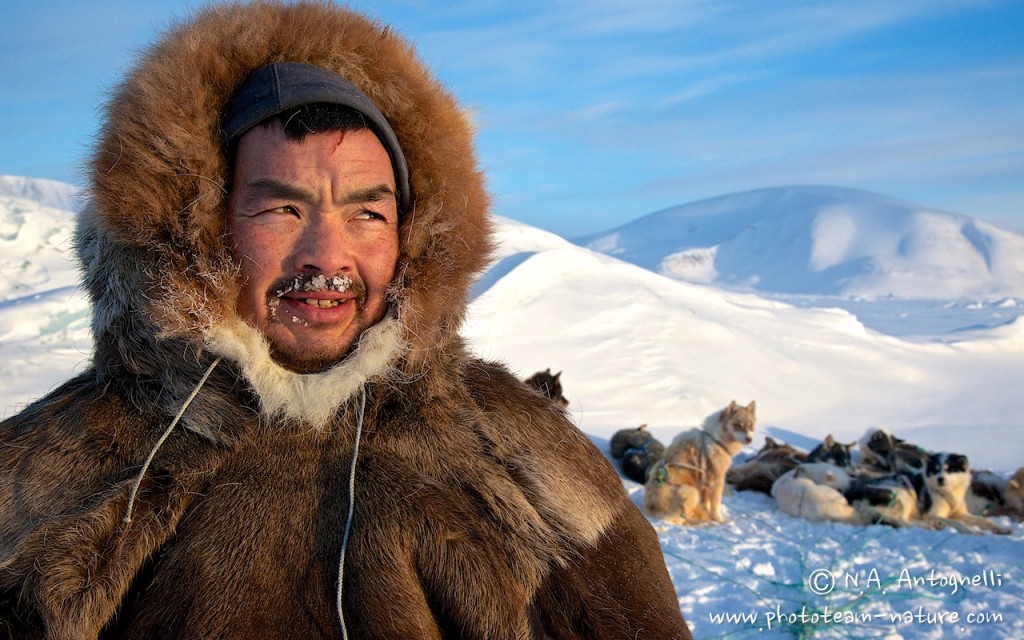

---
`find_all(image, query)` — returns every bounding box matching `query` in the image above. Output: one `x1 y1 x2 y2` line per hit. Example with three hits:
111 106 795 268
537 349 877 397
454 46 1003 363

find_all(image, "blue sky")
2 1 1022 236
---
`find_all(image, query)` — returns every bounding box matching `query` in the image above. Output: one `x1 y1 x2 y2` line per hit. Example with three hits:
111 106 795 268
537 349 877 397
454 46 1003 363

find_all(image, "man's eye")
263 205 299 216
356 210 386 221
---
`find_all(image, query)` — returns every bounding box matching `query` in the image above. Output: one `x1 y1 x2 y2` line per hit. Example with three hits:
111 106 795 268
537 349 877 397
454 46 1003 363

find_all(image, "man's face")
228 123 400 374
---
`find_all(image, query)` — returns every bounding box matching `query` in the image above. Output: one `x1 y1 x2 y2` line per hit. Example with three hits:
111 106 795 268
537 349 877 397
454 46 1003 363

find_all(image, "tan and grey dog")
644 400 756 524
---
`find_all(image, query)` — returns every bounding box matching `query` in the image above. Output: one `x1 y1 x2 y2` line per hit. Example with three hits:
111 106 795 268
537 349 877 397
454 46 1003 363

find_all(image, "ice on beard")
275 274 353 297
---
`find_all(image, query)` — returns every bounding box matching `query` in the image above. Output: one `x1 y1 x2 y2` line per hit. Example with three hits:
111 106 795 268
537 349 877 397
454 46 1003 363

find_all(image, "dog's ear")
746 400 756 415
824 434 835 447
727 400 738 414
867 429 888 451
765 436 780 448
948 454 969 473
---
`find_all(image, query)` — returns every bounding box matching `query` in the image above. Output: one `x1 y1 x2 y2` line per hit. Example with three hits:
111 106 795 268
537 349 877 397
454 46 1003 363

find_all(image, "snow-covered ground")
2 178 1022 639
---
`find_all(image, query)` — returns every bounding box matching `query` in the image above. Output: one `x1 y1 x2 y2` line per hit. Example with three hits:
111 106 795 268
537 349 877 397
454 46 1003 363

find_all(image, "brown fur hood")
77 0 492 427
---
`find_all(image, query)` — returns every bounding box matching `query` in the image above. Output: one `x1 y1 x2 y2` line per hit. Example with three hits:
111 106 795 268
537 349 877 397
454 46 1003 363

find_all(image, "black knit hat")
222 61 411 211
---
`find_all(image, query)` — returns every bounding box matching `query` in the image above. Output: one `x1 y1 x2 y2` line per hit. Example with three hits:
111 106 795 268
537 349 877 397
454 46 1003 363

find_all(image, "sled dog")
771 463 862 525
644 400 755 524
726 436 806 495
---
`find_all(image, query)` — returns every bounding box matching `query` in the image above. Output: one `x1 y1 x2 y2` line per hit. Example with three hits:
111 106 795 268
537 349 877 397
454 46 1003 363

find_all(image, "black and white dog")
846 451 1009 535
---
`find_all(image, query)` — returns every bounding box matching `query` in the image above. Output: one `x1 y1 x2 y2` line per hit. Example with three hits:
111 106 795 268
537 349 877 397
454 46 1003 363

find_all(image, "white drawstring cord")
124 358 365 637
123 356 222 524
337 385 367 640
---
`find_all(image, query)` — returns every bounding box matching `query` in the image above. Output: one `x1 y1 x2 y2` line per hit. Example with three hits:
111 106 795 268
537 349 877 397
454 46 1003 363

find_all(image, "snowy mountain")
0 175 84 213
3 176 1023 639
576 186 1024 299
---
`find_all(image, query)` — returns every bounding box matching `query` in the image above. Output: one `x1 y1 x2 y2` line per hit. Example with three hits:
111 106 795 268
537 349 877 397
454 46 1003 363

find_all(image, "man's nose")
293 214 353 274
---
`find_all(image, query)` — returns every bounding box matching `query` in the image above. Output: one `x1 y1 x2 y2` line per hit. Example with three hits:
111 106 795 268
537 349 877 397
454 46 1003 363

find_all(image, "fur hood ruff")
78 0 493 428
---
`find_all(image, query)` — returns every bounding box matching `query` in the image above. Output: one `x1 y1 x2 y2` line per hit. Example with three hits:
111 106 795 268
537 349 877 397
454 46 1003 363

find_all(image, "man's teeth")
304 298 342 308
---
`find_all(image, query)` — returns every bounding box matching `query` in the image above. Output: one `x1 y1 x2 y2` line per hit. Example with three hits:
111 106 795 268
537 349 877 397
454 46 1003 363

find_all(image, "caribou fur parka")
0 3 692 639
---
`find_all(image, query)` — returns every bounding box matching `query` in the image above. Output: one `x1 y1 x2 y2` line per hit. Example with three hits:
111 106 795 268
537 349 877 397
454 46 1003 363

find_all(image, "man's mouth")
301 297 345 309
266 273 367 321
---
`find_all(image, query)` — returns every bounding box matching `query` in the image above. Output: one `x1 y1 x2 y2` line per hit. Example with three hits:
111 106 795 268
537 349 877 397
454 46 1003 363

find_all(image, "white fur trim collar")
206 316 405 427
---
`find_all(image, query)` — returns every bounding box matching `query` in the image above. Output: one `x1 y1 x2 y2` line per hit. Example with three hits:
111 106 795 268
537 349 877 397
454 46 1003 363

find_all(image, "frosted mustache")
273 274 363 298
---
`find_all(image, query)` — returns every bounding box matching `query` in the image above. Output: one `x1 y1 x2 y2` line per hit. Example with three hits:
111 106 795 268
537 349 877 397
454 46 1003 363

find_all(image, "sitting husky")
644 400 756 524
771 463 862 525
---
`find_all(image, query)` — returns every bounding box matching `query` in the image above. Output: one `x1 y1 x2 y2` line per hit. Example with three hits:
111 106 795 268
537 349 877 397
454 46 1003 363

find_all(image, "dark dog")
524 368 569 407
846 473 920 527
807 434 855 468
967 469 1009 517
610 424 665 483
997 467 1024 520
858 428 927 474
727 437 808 494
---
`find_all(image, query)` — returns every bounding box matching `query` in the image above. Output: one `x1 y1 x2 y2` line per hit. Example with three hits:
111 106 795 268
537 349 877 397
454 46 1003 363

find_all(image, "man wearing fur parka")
0 3 692 639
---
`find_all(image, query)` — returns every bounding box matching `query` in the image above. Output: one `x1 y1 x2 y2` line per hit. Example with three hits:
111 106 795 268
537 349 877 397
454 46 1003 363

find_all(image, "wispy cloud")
2 0 1021 235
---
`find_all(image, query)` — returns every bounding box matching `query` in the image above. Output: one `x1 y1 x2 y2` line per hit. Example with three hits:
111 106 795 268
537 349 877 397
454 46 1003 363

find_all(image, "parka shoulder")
0 372 230 638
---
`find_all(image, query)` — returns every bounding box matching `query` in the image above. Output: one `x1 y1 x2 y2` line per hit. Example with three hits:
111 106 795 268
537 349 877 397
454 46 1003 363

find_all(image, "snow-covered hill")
0 195 82 302
576 186 1024 299
3 176 1023 639
472 213 1024 472
0 180 91 406
0 175 84 213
